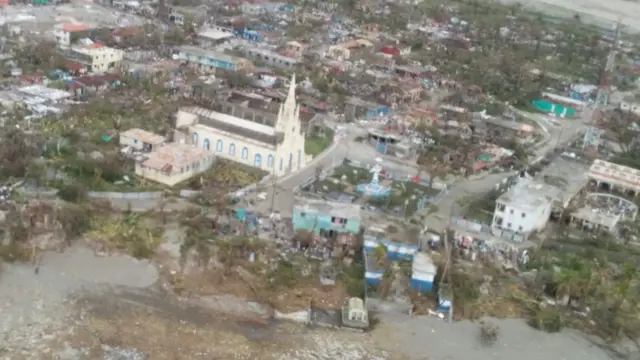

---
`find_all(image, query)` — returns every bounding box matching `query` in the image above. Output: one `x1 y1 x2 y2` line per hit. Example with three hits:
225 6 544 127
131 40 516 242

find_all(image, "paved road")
251 123 421 216
250 107 590 219
423 109 590 232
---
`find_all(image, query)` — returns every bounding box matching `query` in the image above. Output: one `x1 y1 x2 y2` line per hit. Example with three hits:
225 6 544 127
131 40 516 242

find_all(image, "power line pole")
269 173 278 213
583 19 621 150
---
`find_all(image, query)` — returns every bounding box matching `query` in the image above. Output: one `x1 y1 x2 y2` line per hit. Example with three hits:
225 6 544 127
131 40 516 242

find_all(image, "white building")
589 159 640 196
618 101 640 116
53 23 90 48
491 178 562 236
120 128 166 152
66 42 124 73
135 142 214 187
175 74 307 177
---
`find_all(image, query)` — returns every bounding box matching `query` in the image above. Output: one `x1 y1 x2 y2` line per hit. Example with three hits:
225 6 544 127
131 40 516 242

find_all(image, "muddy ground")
0 244 626 360
0 246 389 360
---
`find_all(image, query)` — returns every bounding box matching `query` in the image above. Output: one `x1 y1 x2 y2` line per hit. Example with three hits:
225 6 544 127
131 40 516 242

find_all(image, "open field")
500 0 640 32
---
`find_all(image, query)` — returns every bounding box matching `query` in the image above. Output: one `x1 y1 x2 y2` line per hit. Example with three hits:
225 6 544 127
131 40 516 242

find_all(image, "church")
175 74 308 176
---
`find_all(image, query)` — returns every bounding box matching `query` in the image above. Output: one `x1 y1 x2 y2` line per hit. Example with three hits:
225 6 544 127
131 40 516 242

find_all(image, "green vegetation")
88 213 163 259
341 262 366 298
464 190 501 224
524 249 640 340
184 159 267 191
304 128 334 156
367 181 437 218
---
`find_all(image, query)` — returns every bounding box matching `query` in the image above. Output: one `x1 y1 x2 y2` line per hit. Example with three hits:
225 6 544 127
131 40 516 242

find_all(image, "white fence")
180 174 273 199
15 187 59 197
87 191 164 200
451 216 491 233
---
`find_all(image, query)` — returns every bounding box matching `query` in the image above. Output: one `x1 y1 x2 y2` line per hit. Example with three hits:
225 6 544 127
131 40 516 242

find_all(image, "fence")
15 187 59 197
87 191 164 200
179 189 202 198
180 174 273 199
451 216 491 234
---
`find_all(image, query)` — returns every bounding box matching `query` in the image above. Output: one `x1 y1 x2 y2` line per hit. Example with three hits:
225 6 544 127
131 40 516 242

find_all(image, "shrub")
57 183 87 202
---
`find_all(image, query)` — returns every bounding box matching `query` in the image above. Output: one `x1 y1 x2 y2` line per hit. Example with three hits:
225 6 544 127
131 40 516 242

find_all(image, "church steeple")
286 73 296 104
276 73 298 134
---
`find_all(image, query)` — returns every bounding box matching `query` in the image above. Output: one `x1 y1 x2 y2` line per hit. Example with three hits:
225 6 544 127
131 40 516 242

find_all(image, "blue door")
297 150 302 169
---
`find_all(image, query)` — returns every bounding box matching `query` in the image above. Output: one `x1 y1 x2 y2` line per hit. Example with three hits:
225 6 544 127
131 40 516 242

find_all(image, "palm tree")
554 256 591 305
372 244 395 299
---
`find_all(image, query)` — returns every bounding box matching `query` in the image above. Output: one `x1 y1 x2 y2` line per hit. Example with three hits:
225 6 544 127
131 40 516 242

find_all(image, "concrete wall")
87 191 163 200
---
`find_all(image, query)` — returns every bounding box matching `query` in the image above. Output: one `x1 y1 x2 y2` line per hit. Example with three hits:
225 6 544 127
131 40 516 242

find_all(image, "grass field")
305 128 334 156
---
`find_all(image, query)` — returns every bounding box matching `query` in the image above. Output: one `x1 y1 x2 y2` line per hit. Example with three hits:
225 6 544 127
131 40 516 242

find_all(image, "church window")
254 153 262 168
203 138 210 151
192 132 198 146
229 143 236 156
241 147 249 160
267 154 274 168
216 140 223 152
279 158 283 170
297 150 302 170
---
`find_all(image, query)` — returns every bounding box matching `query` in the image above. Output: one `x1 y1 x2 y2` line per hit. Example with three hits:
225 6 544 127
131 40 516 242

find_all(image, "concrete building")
589 159 640 196
284 41 306 58
292 198 361 236
53 23 91 48
537 155 590 208
135 142 214 187
241 3 266 15
491 178 563 238
362 230 432 315
176 46 253 73
410 252 437 293
341 297 369 329
472 113 535 142
618 100 640 116
197 27 234 47
569 193 638 233
120 128 166 152
345 97 390 122
175 74 307 176
243 47 298 70
0 4 144 34
65 42 124 73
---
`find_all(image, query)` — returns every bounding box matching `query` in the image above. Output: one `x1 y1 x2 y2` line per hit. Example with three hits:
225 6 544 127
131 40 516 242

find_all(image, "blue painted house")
176 45 252 72
292 199 361 236
235 28 264 42
345 97 391 122
363 236 436 293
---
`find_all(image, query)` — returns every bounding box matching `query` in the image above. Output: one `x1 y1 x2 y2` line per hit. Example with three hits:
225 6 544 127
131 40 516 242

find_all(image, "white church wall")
175 73 310 178
189 124 280 174
276 131 306 175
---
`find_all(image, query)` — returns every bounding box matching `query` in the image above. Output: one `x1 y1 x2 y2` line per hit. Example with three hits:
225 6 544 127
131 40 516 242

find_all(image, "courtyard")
307 162 441 219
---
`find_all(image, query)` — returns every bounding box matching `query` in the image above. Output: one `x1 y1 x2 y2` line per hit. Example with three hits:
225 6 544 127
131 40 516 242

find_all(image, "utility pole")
269 174 277 213
582 19 621 150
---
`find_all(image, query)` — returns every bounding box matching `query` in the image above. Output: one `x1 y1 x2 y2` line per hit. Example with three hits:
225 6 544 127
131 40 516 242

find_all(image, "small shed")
409 252 436 293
